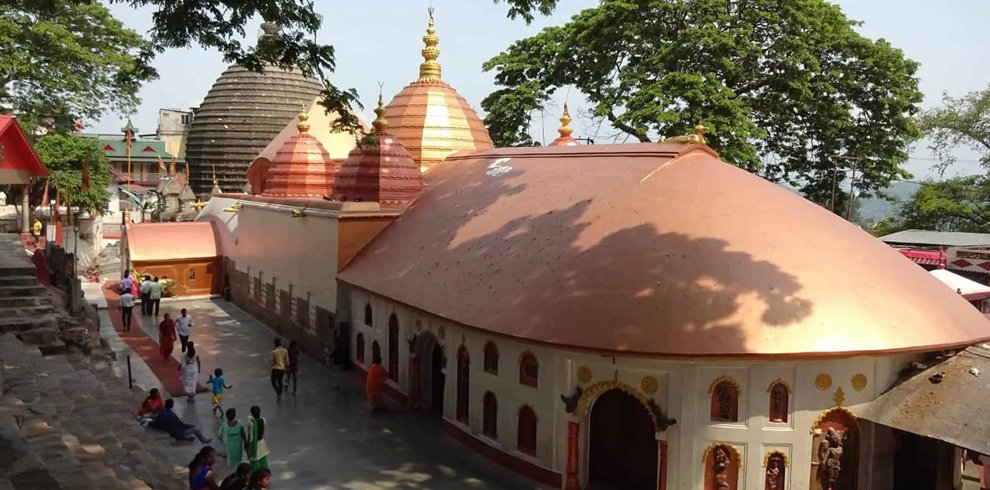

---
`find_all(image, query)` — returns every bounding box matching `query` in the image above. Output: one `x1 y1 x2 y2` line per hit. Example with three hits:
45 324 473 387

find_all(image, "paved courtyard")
96 296 544 490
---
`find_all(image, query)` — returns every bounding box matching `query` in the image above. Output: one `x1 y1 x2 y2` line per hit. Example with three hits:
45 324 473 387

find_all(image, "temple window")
363 302 373 326
483 341 499 375
519 351 539 388
517 405 537 455
371 340 381 365
483 391 498 438
709 376 740 422
388 314 400 381
356 333 365 364
456 346 470 424
768 380 790 423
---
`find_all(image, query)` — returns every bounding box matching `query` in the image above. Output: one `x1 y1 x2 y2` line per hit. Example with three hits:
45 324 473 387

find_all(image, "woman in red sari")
366 353 387 413
159 313 177 360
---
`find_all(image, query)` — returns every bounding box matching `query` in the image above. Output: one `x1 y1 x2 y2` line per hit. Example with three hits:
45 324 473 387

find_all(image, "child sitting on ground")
207 368 233 417
135 388 164 426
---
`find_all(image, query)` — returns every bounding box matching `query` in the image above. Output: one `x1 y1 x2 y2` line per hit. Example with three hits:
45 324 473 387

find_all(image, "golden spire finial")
417 7 442 81
558 103 573 139
373 83 388 133
296 104 310 133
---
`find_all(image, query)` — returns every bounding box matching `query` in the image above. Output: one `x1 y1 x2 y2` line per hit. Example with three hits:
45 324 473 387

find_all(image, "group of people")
116 271 164 331
268 339 300 401
135 390 273 489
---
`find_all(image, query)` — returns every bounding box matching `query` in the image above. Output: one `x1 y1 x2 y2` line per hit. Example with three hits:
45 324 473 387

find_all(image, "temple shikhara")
117 10 990 490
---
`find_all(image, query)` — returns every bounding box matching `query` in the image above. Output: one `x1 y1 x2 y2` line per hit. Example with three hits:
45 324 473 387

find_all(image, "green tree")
33 134 112 214
918 84 990 172
481 0 923 204
883 176 990 233
0 1 153 132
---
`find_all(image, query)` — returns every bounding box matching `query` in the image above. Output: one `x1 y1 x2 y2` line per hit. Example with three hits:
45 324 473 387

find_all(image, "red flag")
185 161 190 178
40 180 49 208
81 159 90 193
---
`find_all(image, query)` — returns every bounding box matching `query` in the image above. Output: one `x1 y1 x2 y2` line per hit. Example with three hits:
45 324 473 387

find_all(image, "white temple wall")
235 202 339 323
349 290 925 490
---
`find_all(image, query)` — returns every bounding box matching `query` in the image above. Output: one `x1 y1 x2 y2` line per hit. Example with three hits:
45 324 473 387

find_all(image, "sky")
92 0 990 179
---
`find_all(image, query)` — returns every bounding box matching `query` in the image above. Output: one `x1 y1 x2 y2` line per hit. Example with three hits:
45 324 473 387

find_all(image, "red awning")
899 249 947 267
0 115 48 178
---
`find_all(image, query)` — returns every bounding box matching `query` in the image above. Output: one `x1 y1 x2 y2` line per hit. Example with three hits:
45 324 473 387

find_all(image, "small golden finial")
297 104 310 133
418 7 442 81
558 103 573 138
663 124 709 144
212 164 218 185
372 83 388 133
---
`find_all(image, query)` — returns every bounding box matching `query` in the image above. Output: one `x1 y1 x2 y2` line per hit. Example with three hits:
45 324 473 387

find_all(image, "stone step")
3 304 56 317
0 284 47 298
0 275 41 287
0 295 52 308
0 314 60 333
0 265 38 277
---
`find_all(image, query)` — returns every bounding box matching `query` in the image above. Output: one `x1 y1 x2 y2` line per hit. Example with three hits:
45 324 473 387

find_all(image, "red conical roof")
333 96 423 206
261 110 337 198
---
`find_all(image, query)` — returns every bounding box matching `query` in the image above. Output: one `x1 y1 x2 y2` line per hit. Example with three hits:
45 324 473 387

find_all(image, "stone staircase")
0 333 188 490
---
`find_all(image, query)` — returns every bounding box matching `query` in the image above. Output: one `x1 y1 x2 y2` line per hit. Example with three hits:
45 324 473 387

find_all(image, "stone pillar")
656 432 667 490
565 417 581 490
408 354 421 409
20 183 30 234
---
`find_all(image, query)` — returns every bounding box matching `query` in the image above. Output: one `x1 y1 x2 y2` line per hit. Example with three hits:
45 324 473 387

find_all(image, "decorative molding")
832 387 845 406
809 406 859 433
762 450 789 467
701 442 743 465
707 375 741 394
574 381 653 424
765 378 792 394
815 373 833 391
851 373 868 392
576 366 593 384
641 376 659 395
560 386 583 413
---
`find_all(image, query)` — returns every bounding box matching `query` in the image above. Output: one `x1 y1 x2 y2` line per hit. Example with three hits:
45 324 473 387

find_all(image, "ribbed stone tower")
185 22 323 196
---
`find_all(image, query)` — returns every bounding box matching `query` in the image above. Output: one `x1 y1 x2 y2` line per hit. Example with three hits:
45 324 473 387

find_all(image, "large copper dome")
384 13 493 173
261 111 337 198
339 143 990 357
185 64 322 196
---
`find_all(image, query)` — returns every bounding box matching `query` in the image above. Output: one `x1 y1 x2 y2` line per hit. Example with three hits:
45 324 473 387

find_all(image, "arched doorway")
589 389 658 490
410 332 445 413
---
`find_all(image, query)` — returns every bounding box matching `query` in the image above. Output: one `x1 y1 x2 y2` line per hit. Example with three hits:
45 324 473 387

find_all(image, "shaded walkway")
100 296 546 489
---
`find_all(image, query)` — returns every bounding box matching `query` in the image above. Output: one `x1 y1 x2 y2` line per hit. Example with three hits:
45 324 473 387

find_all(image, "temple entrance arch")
409 331 445 413
588 388 659 490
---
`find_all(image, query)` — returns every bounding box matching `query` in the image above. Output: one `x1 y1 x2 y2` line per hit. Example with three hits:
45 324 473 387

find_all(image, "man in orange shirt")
270 338 289 401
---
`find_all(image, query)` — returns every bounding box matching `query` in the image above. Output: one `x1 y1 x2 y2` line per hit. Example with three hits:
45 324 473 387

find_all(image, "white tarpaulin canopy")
930 269 990 300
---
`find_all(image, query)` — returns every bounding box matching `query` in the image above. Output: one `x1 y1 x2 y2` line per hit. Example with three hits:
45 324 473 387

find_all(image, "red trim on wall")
441 418 562 489
350 361 408 406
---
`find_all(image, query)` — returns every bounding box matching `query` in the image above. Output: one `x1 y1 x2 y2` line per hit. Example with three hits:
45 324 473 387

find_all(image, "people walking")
180 341 201 402
217 408 246 468
269 339 289 401
207 368 232 417
188 445 221 490
177 308 194 353
286 340 300 396
246 406 270 472
31 217 43 247
139 275 152 316
119 288 135 332
158 313 177 361
119 271 133 295
149 276 162 316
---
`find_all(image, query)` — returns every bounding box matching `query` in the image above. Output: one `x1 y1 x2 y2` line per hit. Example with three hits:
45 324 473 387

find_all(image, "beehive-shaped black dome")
185 64 322 196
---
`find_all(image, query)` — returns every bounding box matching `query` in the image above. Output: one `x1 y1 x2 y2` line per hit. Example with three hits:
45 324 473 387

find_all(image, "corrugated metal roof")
880 229 990 247
856 344 990 454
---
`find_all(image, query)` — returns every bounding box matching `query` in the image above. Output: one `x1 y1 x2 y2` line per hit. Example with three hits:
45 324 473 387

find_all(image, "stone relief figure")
765 453 785 490
716 384 733 420
714 446 730 490
817 428 844 490
769 383 788 422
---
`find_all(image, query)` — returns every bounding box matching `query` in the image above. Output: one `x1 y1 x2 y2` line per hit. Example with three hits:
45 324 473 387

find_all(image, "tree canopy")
918 84 990 172
878 176 990 234
0 0 153 132
33 134 112 214
481 0 924 204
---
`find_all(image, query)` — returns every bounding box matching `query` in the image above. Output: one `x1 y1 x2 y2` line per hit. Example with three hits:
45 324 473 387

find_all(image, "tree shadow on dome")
353 154 814 355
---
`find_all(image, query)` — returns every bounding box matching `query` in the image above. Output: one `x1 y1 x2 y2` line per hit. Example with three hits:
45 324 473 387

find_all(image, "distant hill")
857 181 921 222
